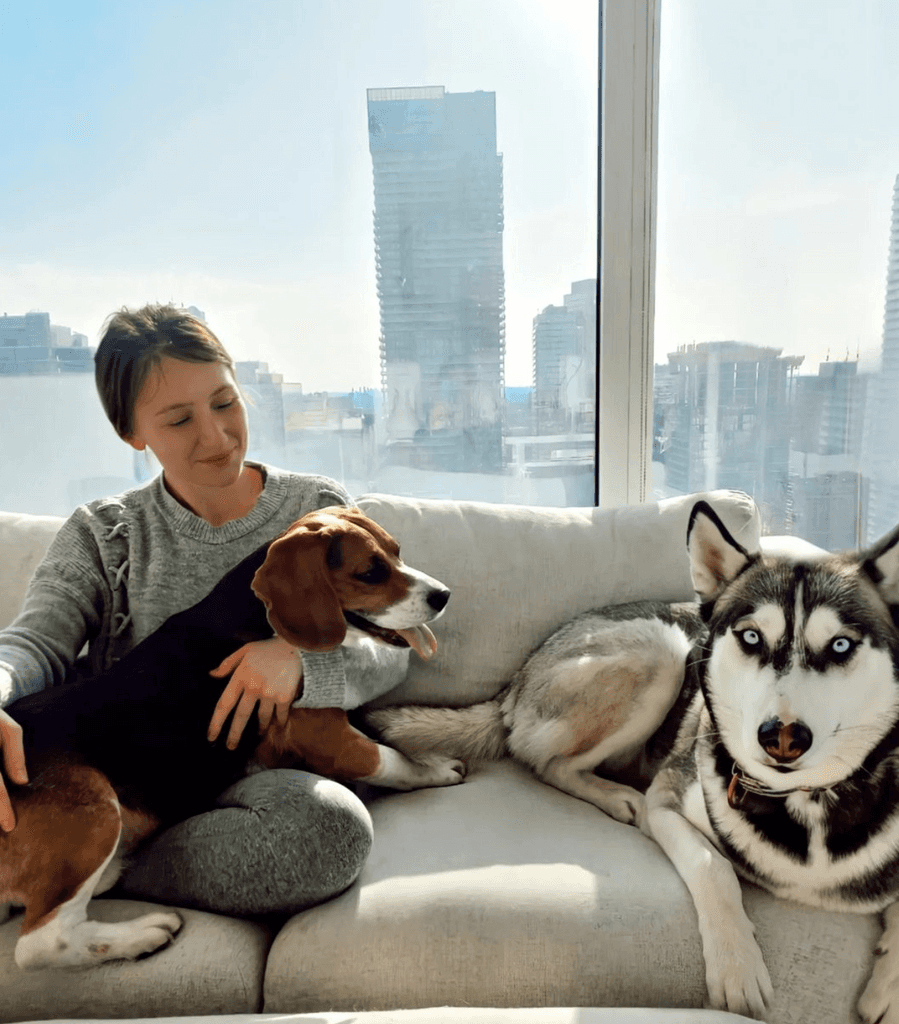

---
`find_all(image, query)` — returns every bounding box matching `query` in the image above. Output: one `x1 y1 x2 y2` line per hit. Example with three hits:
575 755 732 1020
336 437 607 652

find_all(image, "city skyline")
1 0 597 392
5 3 898 394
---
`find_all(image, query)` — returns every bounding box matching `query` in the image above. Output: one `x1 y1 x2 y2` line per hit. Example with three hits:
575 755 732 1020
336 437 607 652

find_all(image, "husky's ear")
862 522 899 610
687 501 755 606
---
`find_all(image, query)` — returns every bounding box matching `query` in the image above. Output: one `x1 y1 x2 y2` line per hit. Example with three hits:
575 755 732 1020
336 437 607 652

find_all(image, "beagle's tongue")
396 623 438 660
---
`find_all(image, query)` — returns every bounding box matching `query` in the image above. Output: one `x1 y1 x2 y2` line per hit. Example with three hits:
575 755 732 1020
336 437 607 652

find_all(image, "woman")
0 304 392 917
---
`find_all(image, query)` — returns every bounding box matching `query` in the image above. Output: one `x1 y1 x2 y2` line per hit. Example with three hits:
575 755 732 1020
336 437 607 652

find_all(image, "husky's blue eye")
830 636 856 660
740 629 761 647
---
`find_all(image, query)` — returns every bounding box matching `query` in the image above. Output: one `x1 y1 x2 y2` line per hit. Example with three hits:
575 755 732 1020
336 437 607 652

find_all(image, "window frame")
596 0 661 507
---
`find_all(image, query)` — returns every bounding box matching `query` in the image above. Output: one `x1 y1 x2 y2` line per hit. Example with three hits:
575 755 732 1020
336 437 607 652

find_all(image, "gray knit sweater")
0 463 406 710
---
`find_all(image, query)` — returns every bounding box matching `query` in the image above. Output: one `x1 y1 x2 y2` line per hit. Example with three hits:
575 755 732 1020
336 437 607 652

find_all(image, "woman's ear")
122 425 147 452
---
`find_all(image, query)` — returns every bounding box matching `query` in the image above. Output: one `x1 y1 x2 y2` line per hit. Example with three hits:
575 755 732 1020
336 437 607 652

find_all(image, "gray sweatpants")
117 769 374 917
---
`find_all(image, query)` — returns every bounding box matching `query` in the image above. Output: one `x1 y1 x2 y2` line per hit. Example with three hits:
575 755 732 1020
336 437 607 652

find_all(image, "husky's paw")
704 935 773 1020
859 903 899 1023
606 790 645 827
858 946 899 1024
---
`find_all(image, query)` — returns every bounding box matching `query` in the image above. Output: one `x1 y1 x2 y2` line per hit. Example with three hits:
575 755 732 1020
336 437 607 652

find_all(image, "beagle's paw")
362 747 466 790
411 752 467 787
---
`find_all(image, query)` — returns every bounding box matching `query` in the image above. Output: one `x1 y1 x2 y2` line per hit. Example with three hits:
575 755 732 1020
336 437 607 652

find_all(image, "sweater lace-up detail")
103 515 133 655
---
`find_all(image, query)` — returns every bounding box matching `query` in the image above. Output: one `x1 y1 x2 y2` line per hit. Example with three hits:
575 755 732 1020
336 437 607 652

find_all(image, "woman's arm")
0 513 106 832
207 636 303 749
0 514 107 702
207 638 412 749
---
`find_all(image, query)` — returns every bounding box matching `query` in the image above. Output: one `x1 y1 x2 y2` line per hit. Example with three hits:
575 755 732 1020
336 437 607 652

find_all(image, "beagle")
0 507 461 971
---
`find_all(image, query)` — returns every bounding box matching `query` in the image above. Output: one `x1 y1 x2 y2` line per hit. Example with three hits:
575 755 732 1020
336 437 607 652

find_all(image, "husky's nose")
758 718 812 762
427 588 450 613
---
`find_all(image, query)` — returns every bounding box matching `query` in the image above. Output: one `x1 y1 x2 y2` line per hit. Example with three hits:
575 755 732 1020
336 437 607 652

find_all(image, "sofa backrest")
0 511 66 633
358 489 759 707
0 490 760 708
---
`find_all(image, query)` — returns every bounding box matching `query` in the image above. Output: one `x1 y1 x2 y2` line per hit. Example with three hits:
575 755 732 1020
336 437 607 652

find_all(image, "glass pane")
1 1 597 516
653 0 899 545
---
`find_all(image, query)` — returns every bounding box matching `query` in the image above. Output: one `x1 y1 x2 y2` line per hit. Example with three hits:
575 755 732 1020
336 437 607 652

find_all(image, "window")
652 0 899 544
1 1 598 516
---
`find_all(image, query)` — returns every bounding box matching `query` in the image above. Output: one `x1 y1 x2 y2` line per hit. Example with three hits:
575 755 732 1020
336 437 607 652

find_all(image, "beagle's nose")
758 718 812 763
427 588 450 613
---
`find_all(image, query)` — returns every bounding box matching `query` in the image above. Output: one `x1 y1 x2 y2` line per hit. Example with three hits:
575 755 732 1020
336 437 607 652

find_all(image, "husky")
367 500 899 1021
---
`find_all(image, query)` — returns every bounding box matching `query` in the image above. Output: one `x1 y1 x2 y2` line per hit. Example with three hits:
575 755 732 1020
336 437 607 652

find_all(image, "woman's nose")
197 411 228 446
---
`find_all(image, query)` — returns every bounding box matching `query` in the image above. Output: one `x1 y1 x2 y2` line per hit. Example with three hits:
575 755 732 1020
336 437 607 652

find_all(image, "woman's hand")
208 637 303 750
0 706 28 832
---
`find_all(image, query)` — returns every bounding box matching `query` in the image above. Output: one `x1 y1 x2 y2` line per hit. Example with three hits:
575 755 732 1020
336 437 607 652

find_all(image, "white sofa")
0 491 879 1024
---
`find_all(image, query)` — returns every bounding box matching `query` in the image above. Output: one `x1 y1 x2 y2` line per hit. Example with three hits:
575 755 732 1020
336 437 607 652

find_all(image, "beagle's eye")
354 557 390 585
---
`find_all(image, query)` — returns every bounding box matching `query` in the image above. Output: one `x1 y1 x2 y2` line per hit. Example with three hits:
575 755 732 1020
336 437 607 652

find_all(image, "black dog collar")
727 762 823 809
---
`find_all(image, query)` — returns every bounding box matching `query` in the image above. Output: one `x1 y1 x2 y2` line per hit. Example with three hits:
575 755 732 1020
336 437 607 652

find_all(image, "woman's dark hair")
94 304 236 439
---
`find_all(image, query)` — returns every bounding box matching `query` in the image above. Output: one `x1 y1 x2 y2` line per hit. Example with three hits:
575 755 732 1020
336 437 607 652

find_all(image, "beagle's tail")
365 699 506 766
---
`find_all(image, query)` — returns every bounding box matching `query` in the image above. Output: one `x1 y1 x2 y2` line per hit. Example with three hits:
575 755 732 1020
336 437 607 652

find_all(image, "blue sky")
3 1 898 390
1 0 597 389
655 0 899 373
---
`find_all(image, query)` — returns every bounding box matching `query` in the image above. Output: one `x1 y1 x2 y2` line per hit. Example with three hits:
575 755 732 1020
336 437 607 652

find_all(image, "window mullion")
598 0 661 507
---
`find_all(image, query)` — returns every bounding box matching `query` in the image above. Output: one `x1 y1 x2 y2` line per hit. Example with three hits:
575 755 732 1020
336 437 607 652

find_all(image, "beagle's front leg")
644 784 773 1020
858 901 899 1024
255 708 465 791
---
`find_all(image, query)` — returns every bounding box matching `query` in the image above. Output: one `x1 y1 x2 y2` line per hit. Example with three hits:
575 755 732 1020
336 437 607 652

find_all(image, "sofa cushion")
0 510 65 631
357 490 759 707
41 1010 759 1023
0 899 270 1023
264 761 877 1021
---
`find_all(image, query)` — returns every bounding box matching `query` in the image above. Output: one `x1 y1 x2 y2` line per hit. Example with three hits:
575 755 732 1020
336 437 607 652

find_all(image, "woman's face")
126 356 249 491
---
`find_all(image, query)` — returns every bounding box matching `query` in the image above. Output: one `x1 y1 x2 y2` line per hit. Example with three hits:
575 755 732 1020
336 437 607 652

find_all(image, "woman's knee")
217 769 374 902
121 769 374 917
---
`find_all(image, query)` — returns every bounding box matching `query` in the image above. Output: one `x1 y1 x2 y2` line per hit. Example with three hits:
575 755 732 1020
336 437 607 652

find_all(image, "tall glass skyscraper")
864 174 899 542
366 86 505 472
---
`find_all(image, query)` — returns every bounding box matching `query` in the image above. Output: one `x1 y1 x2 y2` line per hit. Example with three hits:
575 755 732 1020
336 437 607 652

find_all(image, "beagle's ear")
252 526 348 652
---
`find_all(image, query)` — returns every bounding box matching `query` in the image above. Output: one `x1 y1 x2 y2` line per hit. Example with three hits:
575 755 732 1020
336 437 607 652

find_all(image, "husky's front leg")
644 799 773 1019
858 901 899 1024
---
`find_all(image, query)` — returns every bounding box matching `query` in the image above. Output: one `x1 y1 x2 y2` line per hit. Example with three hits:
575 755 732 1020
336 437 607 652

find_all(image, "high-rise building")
0 311 51 348
0 311 93 374
367 86 505 471
533 304 580 429
863 173 899 542
659 341 803 532
532 279 596 433
789 360 868 550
